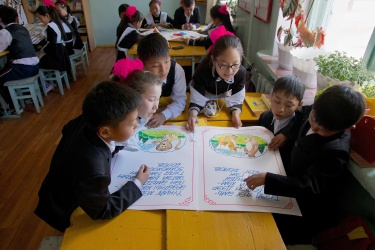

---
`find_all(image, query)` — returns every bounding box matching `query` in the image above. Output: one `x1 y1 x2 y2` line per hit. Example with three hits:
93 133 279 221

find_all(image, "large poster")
109 126 301 216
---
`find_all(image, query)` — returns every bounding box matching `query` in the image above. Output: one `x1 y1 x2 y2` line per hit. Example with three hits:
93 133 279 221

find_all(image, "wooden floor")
0 48 116 250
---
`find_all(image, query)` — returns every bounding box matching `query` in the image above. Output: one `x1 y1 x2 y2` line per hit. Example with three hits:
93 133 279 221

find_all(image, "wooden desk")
61 207 284 249
161 92 260 124
128 42 207 73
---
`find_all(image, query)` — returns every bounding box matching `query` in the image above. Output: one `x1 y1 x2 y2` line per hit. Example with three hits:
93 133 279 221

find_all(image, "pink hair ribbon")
124 6 137 21
42 0 55 7
218 4 229 15
208 25 235 51
112 58 144 82
158 1 162 6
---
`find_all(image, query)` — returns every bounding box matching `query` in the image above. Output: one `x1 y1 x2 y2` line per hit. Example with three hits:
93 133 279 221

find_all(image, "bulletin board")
254 0 273 23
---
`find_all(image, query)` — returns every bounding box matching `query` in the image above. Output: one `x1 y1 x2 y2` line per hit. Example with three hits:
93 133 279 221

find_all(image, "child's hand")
36 51 45 58
185 111 198 132
136 164 150 185
146 113 166 128
243 173 266 190
231 110 242 128
181 37 190 45
268 134 287 150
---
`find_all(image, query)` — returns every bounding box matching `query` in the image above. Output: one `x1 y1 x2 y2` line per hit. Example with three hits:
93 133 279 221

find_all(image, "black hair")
313 85 366 131
272 75 305 102
36 5 68 41
149 0 161 7
210 5 235 34
52 1 76 42
197 35 243 71
117 8 144 44
0 6 17 25
182 0 195 8
118 3 129 17
82 81 141 130
137 33 170 62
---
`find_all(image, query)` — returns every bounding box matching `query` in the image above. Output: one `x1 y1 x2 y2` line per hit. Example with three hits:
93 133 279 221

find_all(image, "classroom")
0 0 375 249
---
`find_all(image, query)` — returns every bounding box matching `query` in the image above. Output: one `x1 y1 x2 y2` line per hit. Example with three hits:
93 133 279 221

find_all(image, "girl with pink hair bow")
182 4 235 49
116 6 144 61
143 0 174 29
111 58 163 151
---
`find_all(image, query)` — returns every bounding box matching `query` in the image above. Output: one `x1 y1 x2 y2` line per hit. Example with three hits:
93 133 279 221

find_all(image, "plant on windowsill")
228 0 238 22
276 0 326 70
315 50 375 115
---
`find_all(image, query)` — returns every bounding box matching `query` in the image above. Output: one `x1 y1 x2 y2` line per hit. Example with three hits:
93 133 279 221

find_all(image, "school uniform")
189 63 246 114
34 115 143 232
67 14 84 50
0 23 39 109
143 12 174 28
263 105 351 244
62 22 74 55
173 6 201 29
161 60 187 120
39 21 71 72
258 110 302 165
116 23 142 61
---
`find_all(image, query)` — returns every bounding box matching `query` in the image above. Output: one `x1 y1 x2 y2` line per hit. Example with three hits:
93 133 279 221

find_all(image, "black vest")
162 60 176 97
5 24 36 60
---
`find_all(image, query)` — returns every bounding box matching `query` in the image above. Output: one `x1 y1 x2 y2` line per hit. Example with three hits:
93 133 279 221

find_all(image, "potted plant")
228 0 238 22
277 0 325 70
315 51 375 115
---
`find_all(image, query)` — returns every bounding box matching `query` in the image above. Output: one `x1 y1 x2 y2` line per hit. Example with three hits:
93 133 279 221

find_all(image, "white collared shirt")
185 12 194 23
98 135 142 189
273 113 295 134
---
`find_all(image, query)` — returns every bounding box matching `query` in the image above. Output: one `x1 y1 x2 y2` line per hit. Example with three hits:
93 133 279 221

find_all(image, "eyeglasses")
216 61 241 70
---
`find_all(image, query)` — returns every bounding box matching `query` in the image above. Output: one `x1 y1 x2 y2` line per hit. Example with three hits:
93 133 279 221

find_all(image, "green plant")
361 82 375 98
228 0 237 17
277 0 325 48
315 51 375 86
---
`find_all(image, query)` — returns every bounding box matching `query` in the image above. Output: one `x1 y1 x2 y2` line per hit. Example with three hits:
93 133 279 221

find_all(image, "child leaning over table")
185 34 246 132
111 57 163 151
137 33 187 128
34 81 150 233
244 85 366 245
174 0 201 30
257 75 305 166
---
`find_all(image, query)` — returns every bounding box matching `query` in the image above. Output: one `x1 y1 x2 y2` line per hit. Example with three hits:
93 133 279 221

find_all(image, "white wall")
88 0 206 46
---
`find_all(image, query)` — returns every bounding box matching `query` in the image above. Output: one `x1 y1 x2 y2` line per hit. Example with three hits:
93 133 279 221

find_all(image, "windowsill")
255 50 317 105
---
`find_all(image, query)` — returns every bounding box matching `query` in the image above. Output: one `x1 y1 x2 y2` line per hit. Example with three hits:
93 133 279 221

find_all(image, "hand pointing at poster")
244 173 266 190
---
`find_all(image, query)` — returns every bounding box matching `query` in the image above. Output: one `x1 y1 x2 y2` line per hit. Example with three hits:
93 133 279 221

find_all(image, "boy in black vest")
174 0 201 30
137 33 186 128
0 6 39 114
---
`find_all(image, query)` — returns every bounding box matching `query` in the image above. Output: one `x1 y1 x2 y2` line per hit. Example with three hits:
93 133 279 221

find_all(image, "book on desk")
245 96 269 117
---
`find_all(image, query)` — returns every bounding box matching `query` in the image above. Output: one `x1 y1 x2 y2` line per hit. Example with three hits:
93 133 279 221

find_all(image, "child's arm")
0 29 12 52
192 7 201 29
173 8 184 29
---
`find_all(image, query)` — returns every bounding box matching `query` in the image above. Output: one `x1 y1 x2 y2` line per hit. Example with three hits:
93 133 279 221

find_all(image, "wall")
88 0 206 46
235 0 284 63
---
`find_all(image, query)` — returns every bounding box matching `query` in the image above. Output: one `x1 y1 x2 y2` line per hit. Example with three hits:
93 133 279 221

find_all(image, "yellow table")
61 119 285 250
128 41 207 74
161 92 261 124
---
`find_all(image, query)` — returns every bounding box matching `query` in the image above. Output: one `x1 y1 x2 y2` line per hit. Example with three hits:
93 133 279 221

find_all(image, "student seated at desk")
244 85 366 244
55 1 84 50
185 35 246 132
111 57 162 151
34 81 150 233
116 3 129 41
182 4 235 49
143 0 174 29
174 0 200 30
258 75 305 165
137 33 187 128
0 6 39 114
116 6 143 61
36 2 71 73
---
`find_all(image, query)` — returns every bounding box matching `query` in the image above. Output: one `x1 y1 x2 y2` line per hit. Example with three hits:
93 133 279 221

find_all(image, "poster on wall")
238 0 250 13
254 0 273 23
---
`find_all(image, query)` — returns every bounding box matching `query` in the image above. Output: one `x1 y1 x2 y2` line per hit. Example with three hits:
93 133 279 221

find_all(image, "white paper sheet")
109 126 301 216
